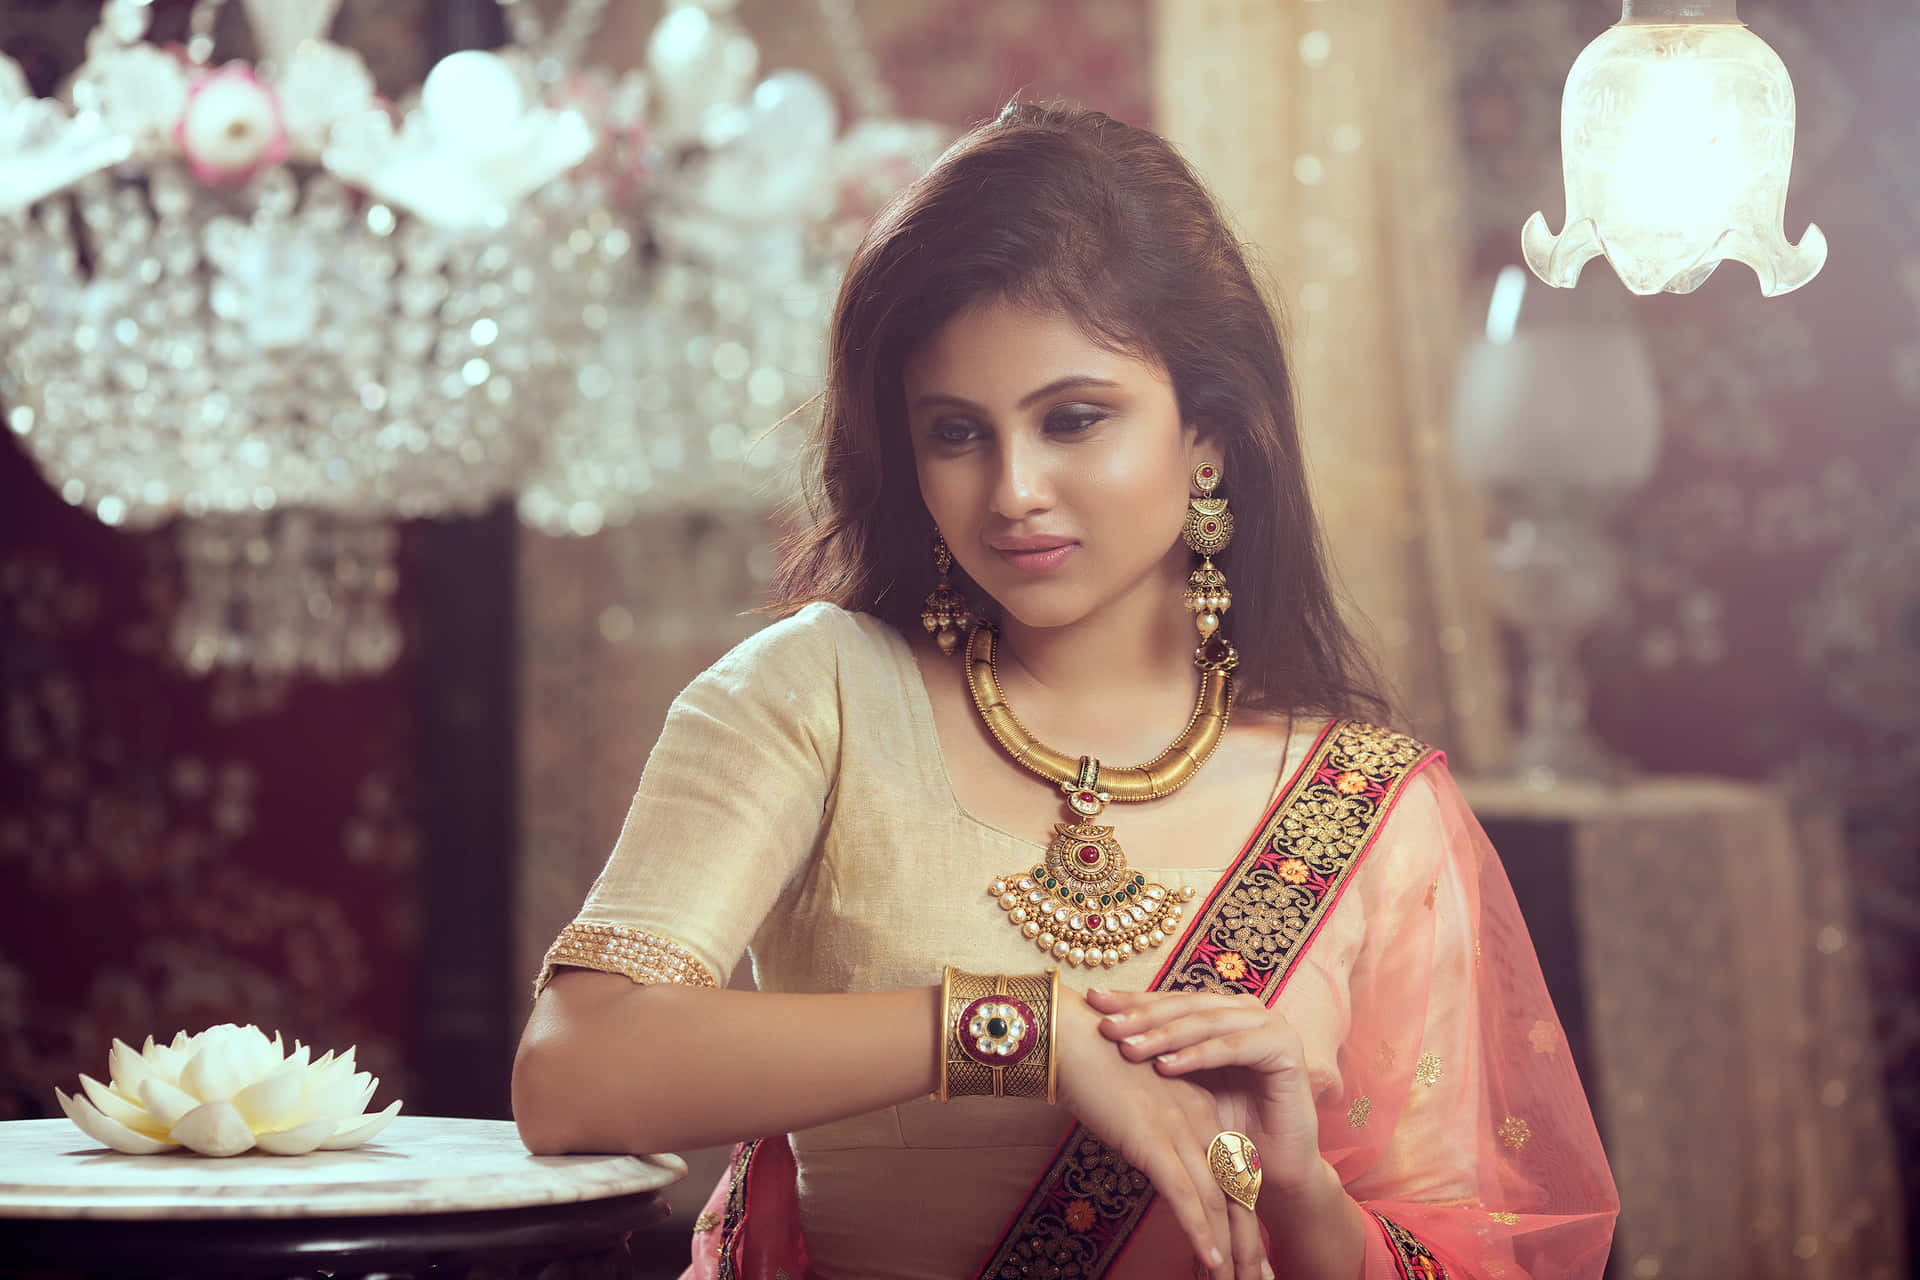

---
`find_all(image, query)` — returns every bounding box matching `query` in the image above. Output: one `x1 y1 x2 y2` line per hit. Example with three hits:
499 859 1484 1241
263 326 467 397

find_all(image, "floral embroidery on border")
1370 1209 1450 1279
973 720 1438 1279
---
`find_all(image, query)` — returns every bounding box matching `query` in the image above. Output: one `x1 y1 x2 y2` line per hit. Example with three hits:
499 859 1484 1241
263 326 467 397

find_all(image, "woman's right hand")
1054 984 1270 1280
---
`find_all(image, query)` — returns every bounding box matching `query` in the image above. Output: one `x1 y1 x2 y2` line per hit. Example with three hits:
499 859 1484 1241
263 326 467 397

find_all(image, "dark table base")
0 1189 669 1280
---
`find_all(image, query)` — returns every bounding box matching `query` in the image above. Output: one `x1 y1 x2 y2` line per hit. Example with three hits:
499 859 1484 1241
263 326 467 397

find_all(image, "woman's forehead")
904 298 1169 399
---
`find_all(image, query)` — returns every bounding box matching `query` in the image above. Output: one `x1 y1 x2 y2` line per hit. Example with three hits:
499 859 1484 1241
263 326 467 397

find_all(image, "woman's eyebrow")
909 376 1123 414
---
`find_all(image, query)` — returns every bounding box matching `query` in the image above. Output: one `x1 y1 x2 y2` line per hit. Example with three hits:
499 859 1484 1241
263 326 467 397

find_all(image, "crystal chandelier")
1522 0 1826 296
0 0 601 677
2 0 944 679
511 0 948 534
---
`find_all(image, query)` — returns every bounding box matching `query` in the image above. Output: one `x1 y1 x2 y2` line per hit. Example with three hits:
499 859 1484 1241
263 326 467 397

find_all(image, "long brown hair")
769 100 1388 722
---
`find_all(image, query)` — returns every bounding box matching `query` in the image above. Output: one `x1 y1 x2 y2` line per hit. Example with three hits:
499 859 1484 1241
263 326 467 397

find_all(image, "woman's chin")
983 589 1102 634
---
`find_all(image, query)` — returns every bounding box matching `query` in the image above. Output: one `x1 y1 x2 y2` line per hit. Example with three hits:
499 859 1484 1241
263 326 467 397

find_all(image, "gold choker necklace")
965 621 1232 969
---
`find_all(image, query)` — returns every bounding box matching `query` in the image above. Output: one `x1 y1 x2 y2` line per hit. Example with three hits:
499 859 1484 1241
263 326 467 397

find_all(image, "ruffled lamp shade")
1522 0 1826 296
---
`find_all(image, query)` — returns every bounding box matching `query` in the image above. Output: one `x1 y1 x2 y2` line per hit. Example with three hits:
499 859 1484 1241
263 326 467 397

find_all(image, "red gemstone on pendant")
1087 914 1103 929
1078 845 1102 864
1076 790 1097 805
1201 633 1231 666
1204 521 1218 533
1200 467 1214 480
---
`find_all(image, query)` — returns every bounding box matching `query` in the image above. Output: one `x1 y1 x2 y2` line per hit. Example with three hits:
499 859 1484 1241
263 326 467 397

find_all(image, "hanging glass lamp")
1522 0 1826 296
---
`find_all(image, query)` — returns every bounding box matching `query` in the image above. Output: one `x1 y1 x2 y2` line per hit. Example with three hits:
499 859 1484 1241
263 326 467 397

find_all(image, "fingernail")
1088 987 1108 997
1102 1013 1127 1026
1261 1265 1275 1280
1209 1247 1225 1268
1123 1033 1146 1046
1157 1052 1180 1064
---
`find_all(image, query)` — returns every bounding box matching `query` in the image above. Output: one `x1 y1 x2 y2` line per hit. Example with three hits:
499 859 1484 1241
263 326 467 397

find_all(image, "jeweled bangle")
939 966 1056 1104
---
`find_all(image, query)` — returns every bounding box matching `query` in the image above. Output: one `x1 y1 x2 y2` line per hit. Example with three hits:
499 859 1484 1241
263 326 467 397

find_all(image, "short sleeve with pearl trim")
534 602 855 996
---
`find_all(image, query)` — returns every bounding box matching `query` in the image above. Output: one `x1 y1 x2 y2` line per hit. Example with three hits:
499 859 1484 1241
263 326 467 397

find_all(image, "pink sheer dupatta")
1328 760 1618 1278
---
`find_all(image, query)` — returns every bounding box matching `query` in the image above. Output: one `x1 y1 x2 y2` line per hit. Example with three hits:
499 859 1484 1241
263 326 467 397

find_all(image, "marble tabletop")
0 1115 686 1220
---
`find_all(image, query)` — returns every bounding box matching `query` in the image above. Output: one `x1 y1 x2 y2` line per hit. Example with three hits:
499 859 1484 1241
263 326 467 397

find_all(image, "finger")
1227 1195 1268 1280
1113 1007 1269 1061
1175 1107 1236 1280
1097 991 1251 1036
1091 988 1244 1016
1145 1142 1226 1277
1156 1026 1309 1080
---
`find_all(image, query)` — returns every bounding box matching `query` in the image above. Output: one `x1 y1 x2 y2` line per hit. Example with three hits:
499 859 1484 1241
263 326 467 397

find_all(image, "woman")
513 102 1617 1280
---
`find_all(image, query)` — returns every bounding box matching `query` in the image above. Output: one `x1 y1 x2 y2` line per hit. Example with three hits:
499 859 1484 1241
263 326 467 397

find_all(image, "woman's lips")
990 545 1082 571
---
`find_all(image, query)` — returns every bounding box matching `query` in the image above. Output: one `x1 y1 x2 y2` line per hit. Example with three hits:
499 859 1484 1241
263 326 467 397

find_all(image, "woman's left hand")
1085 987 1324 1203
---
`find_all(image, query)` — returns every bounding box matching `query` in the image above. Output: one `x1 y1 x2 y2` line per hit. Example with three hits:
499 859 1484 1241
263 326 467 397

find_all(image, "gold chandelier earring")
1183 462 1238 672
921 532 975 656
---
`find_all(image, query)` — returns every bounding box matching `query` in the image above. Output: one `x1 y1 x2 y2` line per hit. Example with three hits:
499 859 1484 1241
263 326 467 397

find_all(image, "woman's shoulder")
703 601 908 688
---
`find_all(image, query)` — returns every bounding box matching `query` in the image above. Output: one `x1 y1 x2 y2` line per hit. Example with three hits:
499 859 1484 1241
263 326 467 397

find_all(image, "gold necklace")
965 621 1232 969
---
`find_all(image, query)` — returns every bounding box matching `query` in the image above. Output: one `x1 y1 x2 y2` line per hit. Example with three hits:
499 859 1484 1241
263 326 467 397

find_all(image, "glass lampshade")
1522 0 1826 297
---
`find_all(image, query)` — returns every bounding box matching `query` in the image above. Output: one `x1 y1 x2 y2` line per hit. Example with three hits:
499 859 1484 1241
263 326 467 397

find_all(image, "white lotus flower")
55 1023 402 1157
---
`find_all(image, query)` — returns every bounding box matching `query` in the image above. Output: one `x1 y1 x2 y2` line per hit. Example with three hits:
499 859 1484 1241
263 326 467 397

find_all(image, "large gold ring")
1207 1130 1262 1211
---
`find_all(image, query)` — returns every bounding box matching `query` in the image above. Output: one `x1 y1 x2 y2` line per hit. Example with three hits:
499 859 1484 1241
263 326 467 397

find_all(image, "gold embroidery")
1277 794 1367 861
1497 1116 1531 1151
1276 857 1311 884
1214 951 1249 981
535 922 719 997
693 1211 721 1233
1527 1019 1559 1055
1065 1198 1097 1232
1474 937 1483 967
1347 1095 1372 1127
1414 1051 1444 1086
776 1270 793 1280
1340 728 1422 777
1489 1210 1520 1225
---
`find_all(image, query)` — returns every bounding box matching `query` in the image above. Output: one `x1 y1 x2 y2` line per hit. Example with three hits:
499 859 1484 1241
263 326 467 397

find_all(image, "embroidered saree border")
714 1138 763 1280
972 719 1440 1280
1369 1209 1451 1279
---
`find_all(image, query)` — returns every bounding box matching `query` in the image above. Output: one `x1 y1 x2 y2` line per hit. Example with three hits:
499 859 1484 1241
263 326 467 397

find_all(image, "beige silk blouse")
539 603 1464 1280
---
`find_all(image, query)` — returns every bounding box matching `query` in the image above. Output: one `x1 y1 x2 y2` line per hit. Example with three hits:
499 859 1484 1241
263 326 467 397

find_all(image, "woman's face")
904 296 1214 633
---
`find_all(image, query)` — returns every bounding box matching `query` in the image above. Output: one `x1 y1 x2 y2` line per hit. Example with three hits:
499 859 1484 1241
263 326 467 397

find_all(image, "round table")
0 1114 686 1279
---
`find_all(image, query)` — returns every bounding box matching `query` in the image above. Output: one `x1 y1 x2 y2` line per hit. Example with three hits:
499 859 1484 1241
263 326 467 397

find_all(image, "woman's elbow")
511 1028 579 1155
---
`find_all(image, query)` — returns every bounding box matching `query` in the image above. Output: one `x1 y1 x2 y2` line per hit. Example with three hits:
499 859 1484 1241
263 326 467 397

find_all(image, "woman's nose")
989 433 1054 521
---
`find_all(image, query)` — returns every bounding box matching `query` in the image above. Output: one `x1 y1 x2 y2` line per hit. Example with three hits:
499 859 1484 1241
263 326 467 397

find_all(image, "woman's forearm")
513 971 941 1155
1259 1157 1369 1280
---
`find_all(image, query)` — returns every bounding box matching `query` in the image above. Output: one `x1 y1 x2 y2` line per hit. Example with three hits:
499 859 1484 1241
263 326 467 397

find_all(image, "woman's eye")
929 418 982 445
1047 406 1107 434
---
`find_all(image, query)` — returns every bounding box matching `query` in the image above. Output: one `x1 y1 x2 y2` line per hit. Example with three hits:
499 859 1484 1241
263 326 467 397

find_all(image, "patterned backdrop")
1447 1 1920 1263
2 0 1917 1267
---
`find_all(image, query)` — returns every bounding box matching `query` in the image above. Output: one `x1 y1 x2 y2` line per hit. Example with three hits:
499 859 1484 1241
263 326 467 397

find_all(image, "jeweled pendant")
986 824 1197 969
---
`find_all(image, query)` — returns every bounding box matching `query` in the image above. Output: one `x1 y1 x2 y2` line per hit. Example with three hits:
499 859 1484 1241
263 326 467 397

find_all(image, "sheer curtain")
1151 0 1509 768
